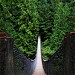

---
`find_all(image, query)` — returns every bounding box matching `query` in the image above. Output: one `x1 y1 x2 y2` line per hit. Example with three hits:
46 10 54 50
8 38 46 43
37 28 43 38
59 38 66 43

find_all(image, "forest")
0 0 75 60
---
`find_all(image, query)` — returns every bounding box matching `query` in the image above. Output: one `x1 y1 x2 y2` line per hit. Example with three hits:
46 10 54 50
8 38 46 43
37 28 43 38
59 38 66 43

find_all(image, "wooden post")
5 38 14 75
64 38 71 75
0 32 14 75
63 32 75 75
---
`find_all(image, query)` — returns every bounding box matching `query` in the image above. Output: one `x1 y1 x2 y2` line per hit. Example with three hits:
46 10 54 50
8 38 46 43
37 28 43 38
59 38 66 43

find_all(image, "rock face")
32 36 46 75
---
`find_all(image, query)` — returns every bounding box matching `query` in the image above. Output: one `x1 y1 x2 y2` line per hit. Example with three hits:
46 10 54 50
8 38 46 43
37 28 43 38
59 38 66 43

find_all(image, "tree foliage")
0 0 75 60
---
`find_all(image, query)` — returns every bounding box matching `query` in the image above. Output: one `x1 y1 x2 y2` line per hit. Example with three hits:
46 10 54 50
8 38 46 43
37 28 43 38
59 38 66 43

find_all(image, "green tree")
0 0 75 60
0 0 39 58
50 1 72 52
9 0 39 57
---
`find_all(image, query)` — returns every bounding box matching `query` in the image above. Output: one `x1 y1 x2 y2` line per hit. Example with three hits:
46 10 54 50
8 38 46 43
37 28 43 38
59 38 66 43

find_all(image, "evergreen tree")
37 0 54 59
50 1 71 52
10 0 39 57
0 0 75 60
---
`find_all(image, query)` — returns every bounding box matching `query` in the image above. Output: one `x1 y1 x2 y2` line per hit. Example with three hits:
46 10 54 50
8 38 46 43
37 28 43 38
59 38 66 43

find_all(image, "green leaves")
50 1 72 53
0 0 75 60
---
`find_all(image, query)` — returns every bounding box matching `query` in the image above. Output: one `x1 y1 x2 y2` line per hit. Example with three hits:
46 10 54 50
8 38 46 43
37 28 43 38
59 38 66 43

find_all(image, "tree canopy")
0 0 75 60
